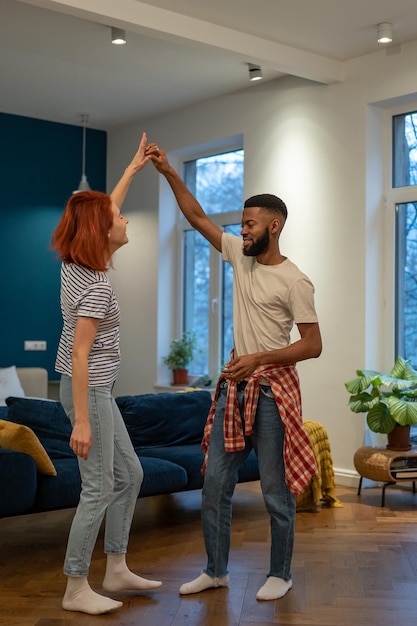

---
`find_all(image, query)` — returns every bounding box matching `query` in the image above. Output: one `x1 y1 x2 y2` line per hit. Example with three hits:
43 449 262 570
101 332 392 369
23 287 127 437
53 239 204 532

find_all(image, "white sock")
256 576 292 601
62 576 123 615
179 572 229 595
102 553 162 593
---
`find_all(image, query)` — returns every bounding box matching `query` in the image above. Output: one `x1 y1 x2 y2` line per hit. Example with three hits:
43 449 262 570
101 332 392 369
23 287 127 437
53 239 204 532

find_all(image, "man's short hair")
244 194 287 220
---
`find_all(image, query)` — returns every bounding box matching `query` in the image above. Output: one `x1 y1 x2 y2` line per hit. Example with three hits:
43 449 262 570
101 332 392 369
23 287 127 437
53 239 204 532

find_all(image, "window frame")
175 141 244 379
386 104 417 363
391 187 417 358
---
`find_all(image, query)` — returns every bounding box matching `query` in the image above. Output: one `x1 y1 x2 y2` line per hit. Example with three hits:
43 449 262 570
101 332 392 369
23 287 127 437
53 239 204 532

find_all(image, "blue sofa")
0 390 260 519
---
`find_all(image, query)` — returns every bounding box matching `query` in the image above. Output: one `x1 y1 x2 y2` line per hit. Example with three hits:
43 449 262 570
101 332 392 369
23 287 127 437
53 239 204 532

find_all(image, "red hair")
52 191 113 271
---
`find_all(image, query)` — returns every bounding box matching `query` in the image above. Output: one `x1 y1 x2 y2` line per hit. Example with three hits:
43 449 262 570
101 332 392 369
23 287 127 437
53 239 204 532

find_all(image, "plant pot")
172 369 189 386
386 424 411 451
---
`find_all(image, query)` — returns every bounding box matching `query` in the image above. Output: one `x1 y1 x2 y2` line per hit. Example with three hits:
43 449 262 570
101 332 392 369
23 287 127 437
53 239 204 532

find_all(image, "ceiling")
1 0 417 130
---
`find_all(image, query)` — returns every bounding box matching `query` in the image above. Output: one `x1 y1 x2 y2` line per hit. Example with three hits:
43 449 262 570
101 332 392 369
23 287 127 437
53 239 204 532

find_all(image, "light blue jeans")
60 374 143 577
202 383 295 581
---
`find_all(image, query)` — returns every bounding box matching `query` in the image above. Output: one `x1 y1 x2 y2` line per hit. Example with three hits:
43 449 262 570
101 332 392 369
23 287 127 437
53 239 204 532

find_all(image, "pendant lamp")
74 114 91 193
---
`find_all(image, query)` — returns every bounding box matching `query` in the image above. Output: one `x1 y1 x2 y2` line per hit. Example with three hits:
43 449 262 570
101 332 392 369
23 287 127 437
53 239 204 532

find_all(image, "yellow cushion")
0 419 57 476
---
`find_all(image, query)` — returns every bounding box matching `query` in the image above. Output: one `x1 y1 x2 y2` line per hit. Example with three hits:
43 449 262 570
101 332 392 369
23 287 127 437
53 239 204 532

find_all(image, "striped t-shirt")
55 262 121 386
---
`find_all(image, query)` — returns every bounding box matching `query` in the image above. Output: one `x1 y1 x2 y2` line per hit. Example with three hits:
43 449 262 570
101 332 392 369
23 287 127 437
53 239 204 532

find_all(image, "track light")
377 22 393 44
248 63 263 81
111 27 127 45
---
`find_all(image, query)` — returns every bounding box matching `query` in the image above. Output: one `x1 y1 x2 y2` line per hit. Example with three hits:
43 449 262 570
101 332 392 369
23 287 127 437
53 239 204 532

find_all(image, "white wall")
107 39 417 485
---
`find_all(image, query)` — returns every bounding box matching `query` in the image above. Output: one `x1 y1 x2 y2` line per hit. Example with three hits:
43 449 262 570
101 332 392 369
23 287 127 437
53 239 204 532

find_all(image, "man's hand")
146 143 170 174
145 142 223 251
222 354 261 383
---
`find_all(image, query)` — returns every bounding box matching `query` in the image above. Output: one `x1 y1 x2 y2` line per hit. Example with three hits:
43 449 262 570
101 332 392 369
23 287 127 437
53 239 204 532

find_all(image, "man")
149 144 322 601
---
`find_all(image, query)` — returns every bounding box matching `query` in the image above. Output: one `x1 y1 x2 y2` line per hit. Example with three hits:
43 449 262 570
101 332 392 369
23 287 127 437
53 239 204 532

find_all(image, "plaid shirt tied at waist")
201 364 318 497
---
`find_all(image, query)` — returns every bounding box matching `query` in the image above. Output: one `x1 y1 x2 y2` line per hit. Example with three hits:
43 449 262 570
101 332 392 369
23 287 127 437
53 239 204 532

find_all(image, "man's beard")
243 227 270 256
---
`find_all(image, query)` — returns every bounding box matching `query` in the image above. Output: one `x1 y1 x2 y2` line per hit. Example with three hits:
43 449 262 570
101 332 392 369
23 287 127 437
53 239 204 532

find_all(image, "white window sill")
154 384 215 397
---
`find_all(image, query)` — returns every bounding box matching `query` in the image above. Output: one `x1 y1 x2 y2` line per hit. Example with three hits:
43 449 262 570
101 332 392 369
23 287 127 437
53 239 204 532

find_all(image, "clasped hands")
144 141 169 172
222 354 261 383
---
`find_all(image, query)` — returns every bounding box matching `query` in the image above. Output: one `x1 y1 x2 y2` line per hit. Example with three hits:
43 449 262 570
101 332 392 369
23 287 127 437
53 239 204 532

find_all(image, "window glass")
183 229 210 375
395 202 417 364
184 151 244 214
393 112 417 187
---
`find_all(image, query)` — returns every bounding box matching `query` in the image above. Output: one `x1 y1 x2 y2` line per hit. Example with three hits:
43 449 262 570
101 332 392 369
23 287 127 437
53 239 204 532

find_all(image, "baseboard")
334 467 360 488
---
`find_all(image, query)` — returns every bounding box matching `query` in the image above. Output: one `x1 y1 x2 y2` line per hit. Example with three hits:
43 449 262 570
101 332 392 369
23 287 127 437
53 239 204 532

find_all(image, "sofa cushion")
138 456 189 497
34 453 190 511
0 449 37 517
35 457 81 511
139 445 260 489
0 365 25 406
4 397 74 459
116 391 212 448
34 453 189 511
138 445 205 490
0 419 56 475
0 406 9 420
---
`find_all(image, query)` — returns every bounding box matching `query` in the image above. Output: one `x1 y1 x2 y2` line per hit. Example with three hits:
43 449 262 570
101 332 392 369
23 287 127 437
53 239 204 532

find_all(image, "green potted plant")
344 355 417 450
163 330 197 386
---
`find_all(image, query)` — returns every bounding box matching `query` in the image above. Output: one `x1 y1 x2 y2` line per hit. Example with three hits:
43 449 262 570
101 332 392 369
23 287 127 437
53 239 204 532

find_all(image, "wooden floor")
1 481 417 626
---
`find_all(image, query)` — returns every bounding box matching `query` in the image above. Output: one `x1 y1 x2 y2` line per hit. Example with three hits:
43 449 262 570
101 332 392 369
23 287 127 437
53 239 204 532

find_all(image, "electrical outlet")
24 340 47 351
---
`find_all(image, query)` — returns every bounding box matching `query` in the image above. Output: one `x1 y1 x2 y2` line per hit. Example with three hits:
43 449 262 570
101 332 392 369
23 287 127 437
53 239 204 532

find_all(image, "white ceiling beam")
18 0 343 84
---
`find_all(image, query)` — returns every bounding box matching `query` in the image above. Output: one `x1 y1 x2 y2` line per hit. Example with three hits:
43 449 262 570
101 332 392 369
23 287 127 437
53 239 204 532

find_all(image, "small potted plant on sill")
163 330 197 386
344 355 417 451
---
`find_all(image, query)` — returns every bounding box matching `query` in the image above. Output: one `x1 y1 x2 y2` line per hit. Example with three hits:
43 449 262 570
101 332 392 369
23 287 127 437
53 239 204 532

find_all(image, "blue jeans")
60 374 143 577
202 384 295 580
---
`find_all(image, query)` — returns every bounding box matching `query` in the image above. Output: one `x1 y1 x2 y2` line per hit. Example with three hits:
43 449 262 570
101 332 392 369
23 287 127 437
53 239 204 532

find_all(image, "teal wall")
0 113 107 379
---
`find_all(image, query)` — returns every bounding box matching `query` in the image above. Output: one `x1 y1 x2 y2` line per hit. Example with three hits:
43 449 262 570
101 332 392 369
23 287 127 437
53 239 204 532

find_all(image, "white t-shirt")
222 233 318 357
55 262 121 386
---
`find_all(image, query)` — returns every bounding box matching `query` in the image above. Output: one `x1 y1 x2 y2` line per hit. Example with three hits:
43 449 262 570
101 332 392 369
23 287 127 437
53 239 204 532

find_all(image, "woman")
51 132 161 615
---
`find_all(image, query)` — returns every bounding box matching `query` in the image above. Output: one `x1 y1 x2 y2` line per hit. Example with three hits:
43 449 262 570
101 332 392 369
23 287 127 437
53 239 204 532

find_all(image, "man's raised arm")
148 145 223 252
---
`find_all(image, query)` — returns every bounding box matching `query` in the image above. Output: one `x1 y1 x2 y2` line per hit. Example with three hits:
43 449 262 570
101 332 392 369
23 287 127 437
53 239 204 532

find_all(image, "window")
180 149 244 379
393 111 417 364
393 113 417 187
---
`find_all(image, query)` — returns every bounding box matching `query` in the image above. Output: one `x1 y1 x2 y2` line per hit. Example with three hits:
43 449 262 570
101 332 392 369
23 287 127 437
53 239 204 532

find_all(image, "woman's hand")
110 131 152 208
126 131 152 174
70 420 92 460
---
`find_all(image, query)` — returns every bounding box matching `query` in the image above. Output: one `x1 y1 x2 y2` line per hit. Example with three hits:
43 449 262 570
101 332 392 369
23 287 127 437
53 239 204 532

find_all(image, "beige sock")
179 572 229 595
256 576 292 601
62 576 123 614
102 553 162 593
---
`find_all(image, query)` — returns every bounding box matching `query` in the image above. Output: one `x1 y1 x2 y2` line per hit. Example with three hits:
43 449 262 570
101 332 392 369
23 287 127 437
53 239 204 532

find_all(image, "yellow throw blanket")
296 420 342 511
